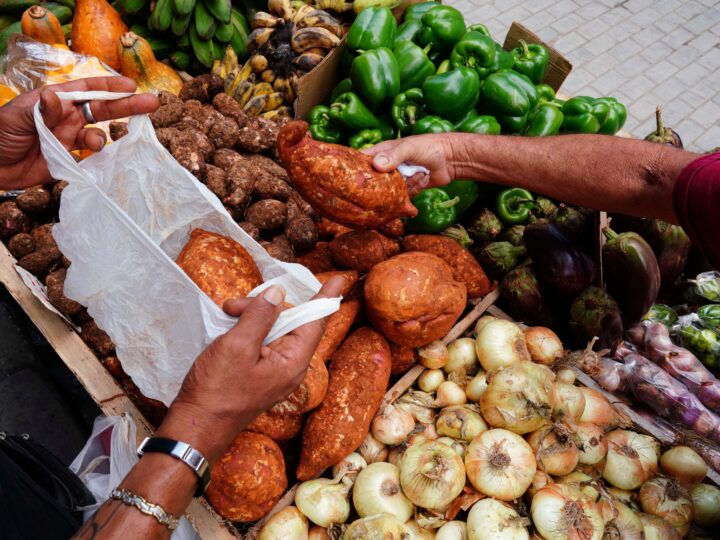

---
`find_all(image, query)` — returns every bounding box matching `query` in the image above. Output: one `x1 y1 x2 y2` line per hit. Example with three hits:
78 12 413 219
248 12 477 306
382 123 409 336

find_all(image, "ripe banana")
251 11 278 29
262 92 285 112
213 45 238 78
148 0 173 32
247 27 273 53
172 0 194 16
268 0 294 19
248 53 268 72
291 26 339 53
203 0 231 24
261 106 292 122
299 9 342 37
260 69 275 83
293 51 323 71
243 94 270 116
234 76 256 107
313 0 352 12
249 82 274 98
292 3 314 24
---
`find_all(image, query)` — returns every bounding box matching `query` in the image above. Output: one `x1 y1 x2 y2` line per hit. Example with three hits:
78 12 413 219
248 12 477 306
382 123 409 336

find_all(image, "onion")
358 432 388 464
600 499 644 540
579 387 620 428
638 512 682 540
556 368 575 385
400 440 466 511
467 498 530 540
420 341 449 369
480 361 555 434
435 381 467 407
352 462 414 521
436 404 487 441
258 506 309 540
527 427 579 476
475 319 530 371
639 477 693 536
531 484 605 540
436 520 467 540
555 471 600 502
308 525 332 540
660 446 707 486
608 487 640 512
465 428 536 501
405 520 437 539
388 446 404 467
372 404 416 446
332 452 367 484
416 509 447 530
342 514 412 539
465 372 488 402
419 369 445 392
524 327 563 366
436 436 467 459
474 315 497 335
396 390 437 424
527 469 552 500
295 477 351 527
691 483 720 525
445 338 479 377
551 383 586 425
603 430 659 490
575 422 608 465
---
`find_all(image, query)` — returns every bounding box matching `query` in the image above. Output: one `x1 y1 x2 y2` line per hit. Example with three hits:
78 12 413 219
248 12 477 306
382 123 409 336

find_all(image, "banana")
248 53 268 72
291 26 339 53
293 51 323 71
251 11 277 29
170 50 193 70
223 66 241 93
243 94 270 116
229 10 249 57
261 106 292 122
171 0 194 16
352 0 401 13
202 0 231 24
215 19 234 42
299 9 342 37
194 0 216 40
148 0 173 32
234 76 256 107
176 32 191 50
189 23 216 67
313 0 352 12
247 27 273 52
119 0 149 16
249 82 274 98
171 11 192 36
260 69 276 83
262 92 284 112
292 3 314 24
231 6 250 34
268 0 294 19
215 44 238 78
272 76 286 92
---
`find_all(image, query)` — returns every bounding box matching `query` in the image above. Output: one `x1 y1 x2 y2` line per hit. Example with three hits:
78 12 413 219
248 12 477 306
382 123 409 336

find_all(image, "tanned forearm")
448 133 698 223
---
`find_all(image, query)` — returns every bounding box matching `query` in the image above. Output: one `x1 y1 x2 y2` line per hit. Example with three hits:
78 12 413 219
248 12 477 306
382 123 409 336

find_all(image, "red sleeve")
673 152 720 270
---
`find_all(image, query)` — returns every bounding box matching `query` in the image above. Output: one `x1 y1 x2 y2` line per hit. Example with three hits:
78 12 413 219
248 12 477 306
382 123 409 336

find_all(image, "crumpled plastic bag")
36 90 341 406
69 414 199 540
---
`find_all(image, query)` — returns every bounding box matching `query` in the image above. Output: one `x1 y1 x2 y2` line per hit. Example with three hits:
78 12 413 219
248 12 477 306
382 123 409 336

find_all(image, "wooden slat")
0 241 240 540
503 22 572 91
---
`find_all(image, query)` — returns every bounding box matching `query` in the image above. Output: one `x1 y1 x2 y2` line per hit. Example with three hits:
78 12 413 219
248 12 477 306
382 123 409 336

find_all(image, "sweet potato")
379 218 404 238
315 270 359 298
46 268 83 317
296 242 335 273
16 186 51 214
390 343 418 375
246 200 287 231
403 234 492 298
206 431 287 522
270 352 328 415
297 327 391 480
80 320 115 357
329 230 400 272
315 299 362 363
247 410 303 441
317 217 353 239
7 233 35 259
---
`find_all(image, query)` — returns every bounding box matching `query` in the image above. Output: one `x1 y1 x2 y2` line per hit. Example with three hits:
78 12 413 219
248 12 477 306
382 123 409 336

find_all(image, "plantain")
292 3 314 24
234 76 256 107
312 0 352 12
249 82 274 98
215 19 234 42
118 0 149 16
214 44 238 78
243 94 270 115
176 32 191 50
170 50 193 70
261 106 292 122
299 9 342 36
224 65 247 95
202 0 231 24
351 0 401 13
248 53 268 72
148 0 173 32
172 0 194 16
247 27 273 52
229 9 249 58
268 0 294 19
293 51 323 71
251 11 277 29
189 23 217 67
262 92 284 112
194 0 216 40
258 68 275 83
171 10 193 36
290 26 339 53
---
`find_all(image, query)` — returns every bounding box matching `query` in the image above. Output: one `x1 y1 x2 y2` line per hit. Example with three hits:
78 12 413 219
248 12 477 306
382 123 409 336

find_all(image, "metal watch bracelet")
137 436 211 497
111 488 179 531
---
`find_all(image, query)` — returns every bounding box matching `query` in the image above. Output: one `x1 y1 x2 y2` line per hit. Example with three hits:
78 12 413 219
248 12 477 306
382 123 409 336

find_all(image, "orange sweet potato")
329 230 400 273
316 217 353 239
247 410 303 441
297 327 391 480
390 343 418 375
296 242 336 274
316 299 362 363
314 270 359 297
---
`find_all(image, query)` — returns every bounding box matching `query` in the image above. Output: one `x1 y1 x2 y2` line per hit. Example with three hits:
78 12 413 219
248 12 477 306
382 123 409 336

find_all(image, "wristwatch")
138 437 210 497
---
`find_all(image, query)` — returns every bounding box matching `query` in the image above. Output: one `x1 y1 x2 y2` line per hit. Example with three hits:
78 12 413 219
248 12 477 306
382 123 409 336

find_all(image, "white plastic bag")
69 414 199 540
36 91 341 406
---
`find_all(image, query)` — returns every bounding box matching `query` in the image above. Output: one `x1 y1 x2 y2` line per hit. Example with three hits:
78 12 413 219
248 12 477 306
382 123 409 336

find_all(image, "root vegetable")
527 426 579 476
690 483 720 525
660 446 707 486
295 477 351 527
332 453 366 484
475 319 530 371
7 233 35 258
419 369 445 393
467 498 529 540
297 242 335 273
435 405 487 441
420 341 449 370
603 429 659 490
358 432 388 464
390 343 419 375
531 484 604 540
247 410 303 441
246 199 287 231
435 381 467 407
263 236 295 262
574 422 608 465
342 514 411 539
524 326 563 366
352 462 414 521
0 201 30 240
638 513 681 540
258 506 309 540
16 186 51 214
465 372 488 402
371 404 415 446
46 268 83 317
639 477 693 536
445 338 479 378
330 230 400 272
552 383 586 426
400 440 466 511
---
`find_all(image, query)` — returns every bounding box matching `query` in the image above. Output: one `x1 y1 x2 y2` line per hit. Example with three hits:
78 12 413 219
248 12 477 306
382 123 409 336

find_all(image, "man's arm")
366 133 699 224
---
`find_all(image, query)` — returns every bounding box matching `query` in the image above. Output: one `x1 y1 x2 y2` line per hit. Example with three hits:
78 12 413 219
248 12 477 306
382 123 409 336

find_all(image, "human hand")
159 277 344 461
362 134 458 196
0 76 159 190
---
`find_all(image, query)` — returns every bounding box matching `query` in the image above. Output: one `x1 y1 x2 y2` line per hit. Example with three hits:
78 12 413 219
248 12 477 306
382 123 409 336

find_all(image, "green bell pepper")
403 1 440 21
406 187 460 233
457 114 501 134
395 19 423 45
418 5 466 53
307 105 342 144
595 97 627 134
394 41 435 92
329 92 380 131
330 78 353 103
511 40 549 84
350 47 401 109
467 23 491 37
524 103 564 137
412 115 454 134
392 88 427 135
346 7 397 52
476 42 514 79
378 114 396 139
561 96 607 134
536 83 555 102
449 30 496 73
422 67 480 122
495 187 535 225
478 69 539 132
440 180 480 216
435 59 450 73
348 128 384 149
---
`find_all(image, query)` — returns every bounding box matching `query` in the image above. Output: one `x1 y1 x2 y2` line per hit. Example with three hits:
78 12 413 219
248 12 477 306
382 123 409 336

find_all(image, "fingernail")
263 285 285 306
374 154 390 167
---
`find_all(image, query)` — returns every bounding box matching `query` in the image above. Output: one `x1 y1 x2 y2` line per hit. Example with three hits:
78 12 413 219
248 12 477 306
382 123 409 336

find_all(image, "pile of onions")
436 380 468 407
465 428 536 501
308 525 333 539
603 430 659 490
445 338 479 377
420 341 449 369
466 372 488 402
352 462 413 522
524 327 563 366
419 369 445 392
551 383 586 425
638 512 681 539
400 440 466 511
358 433 388 464
436 436 467 459
574 422 608 465
475 319 530 371
371 404 415 446
435 520 467 540
556 368 575 385
436 405 487 442
555 471 600 503
342 514 411 539
639 477 693 536
258 506 308 540
691 483 720 525
294 477 352 527
395 390 436 424
527 426 579 476
531 484 605 540
332 452 367 484
480 361 555 434
527 470 552 500
579 387 623 429
599 499 644 540
405 520 436 539
474 315 496 335
660 446 707 486
467 498 529 540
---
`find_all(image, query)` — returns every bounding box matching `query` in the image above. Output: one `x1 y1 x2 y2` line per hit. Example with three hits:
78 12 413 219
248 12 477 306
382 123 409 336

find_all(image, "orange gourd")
117 32 183 95
21 6 69 49
70 0 127 70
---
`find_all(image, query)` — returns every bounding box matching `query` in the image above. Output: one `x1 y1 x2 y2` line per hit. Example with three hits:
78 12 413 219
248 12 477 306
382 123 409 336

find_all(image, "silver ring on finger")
80 101 97 124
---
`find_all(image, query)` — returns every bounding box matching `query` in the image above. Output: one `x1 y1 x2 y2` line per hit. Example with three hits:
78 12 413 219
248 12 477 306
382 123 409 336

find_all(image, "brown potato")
0 201 30 240
18 248 61 278
246 200 287 231
329 230 400 272
365 252 467 347
7 233 35 259
16 187 51 214
296 242 335 273
46 268 83 317
262 236 295 263
80 320 116 357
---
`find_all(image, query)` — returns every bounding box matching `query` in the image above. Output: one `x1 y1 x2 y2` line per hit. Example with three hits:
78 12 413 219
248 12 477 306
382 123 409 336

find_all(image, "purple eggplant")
523 219 596 298
644 106 683 148
570 286 624 352
550 203 590 244
500 265 555 326
602 227 661 326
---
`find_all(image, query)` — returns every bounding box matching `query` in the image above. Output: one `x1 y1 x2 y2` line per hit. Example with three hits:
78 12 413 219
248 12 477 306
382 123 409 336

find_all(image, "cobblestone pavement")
448 0 720 151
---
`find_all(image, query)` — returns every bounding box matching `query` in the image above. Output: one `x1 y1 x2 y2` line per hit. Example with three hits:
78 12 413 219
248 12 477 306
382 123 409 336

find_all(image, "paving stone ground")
447 0 720 151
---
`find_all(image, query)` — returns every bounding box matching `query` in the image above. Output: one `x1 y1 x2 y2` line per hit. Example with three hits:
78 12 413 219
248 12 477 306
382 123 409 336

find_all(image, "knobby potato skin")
403 234 492 298
365 252 467 347
330 230 401 273
277 121 417 229
297 327 392 480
